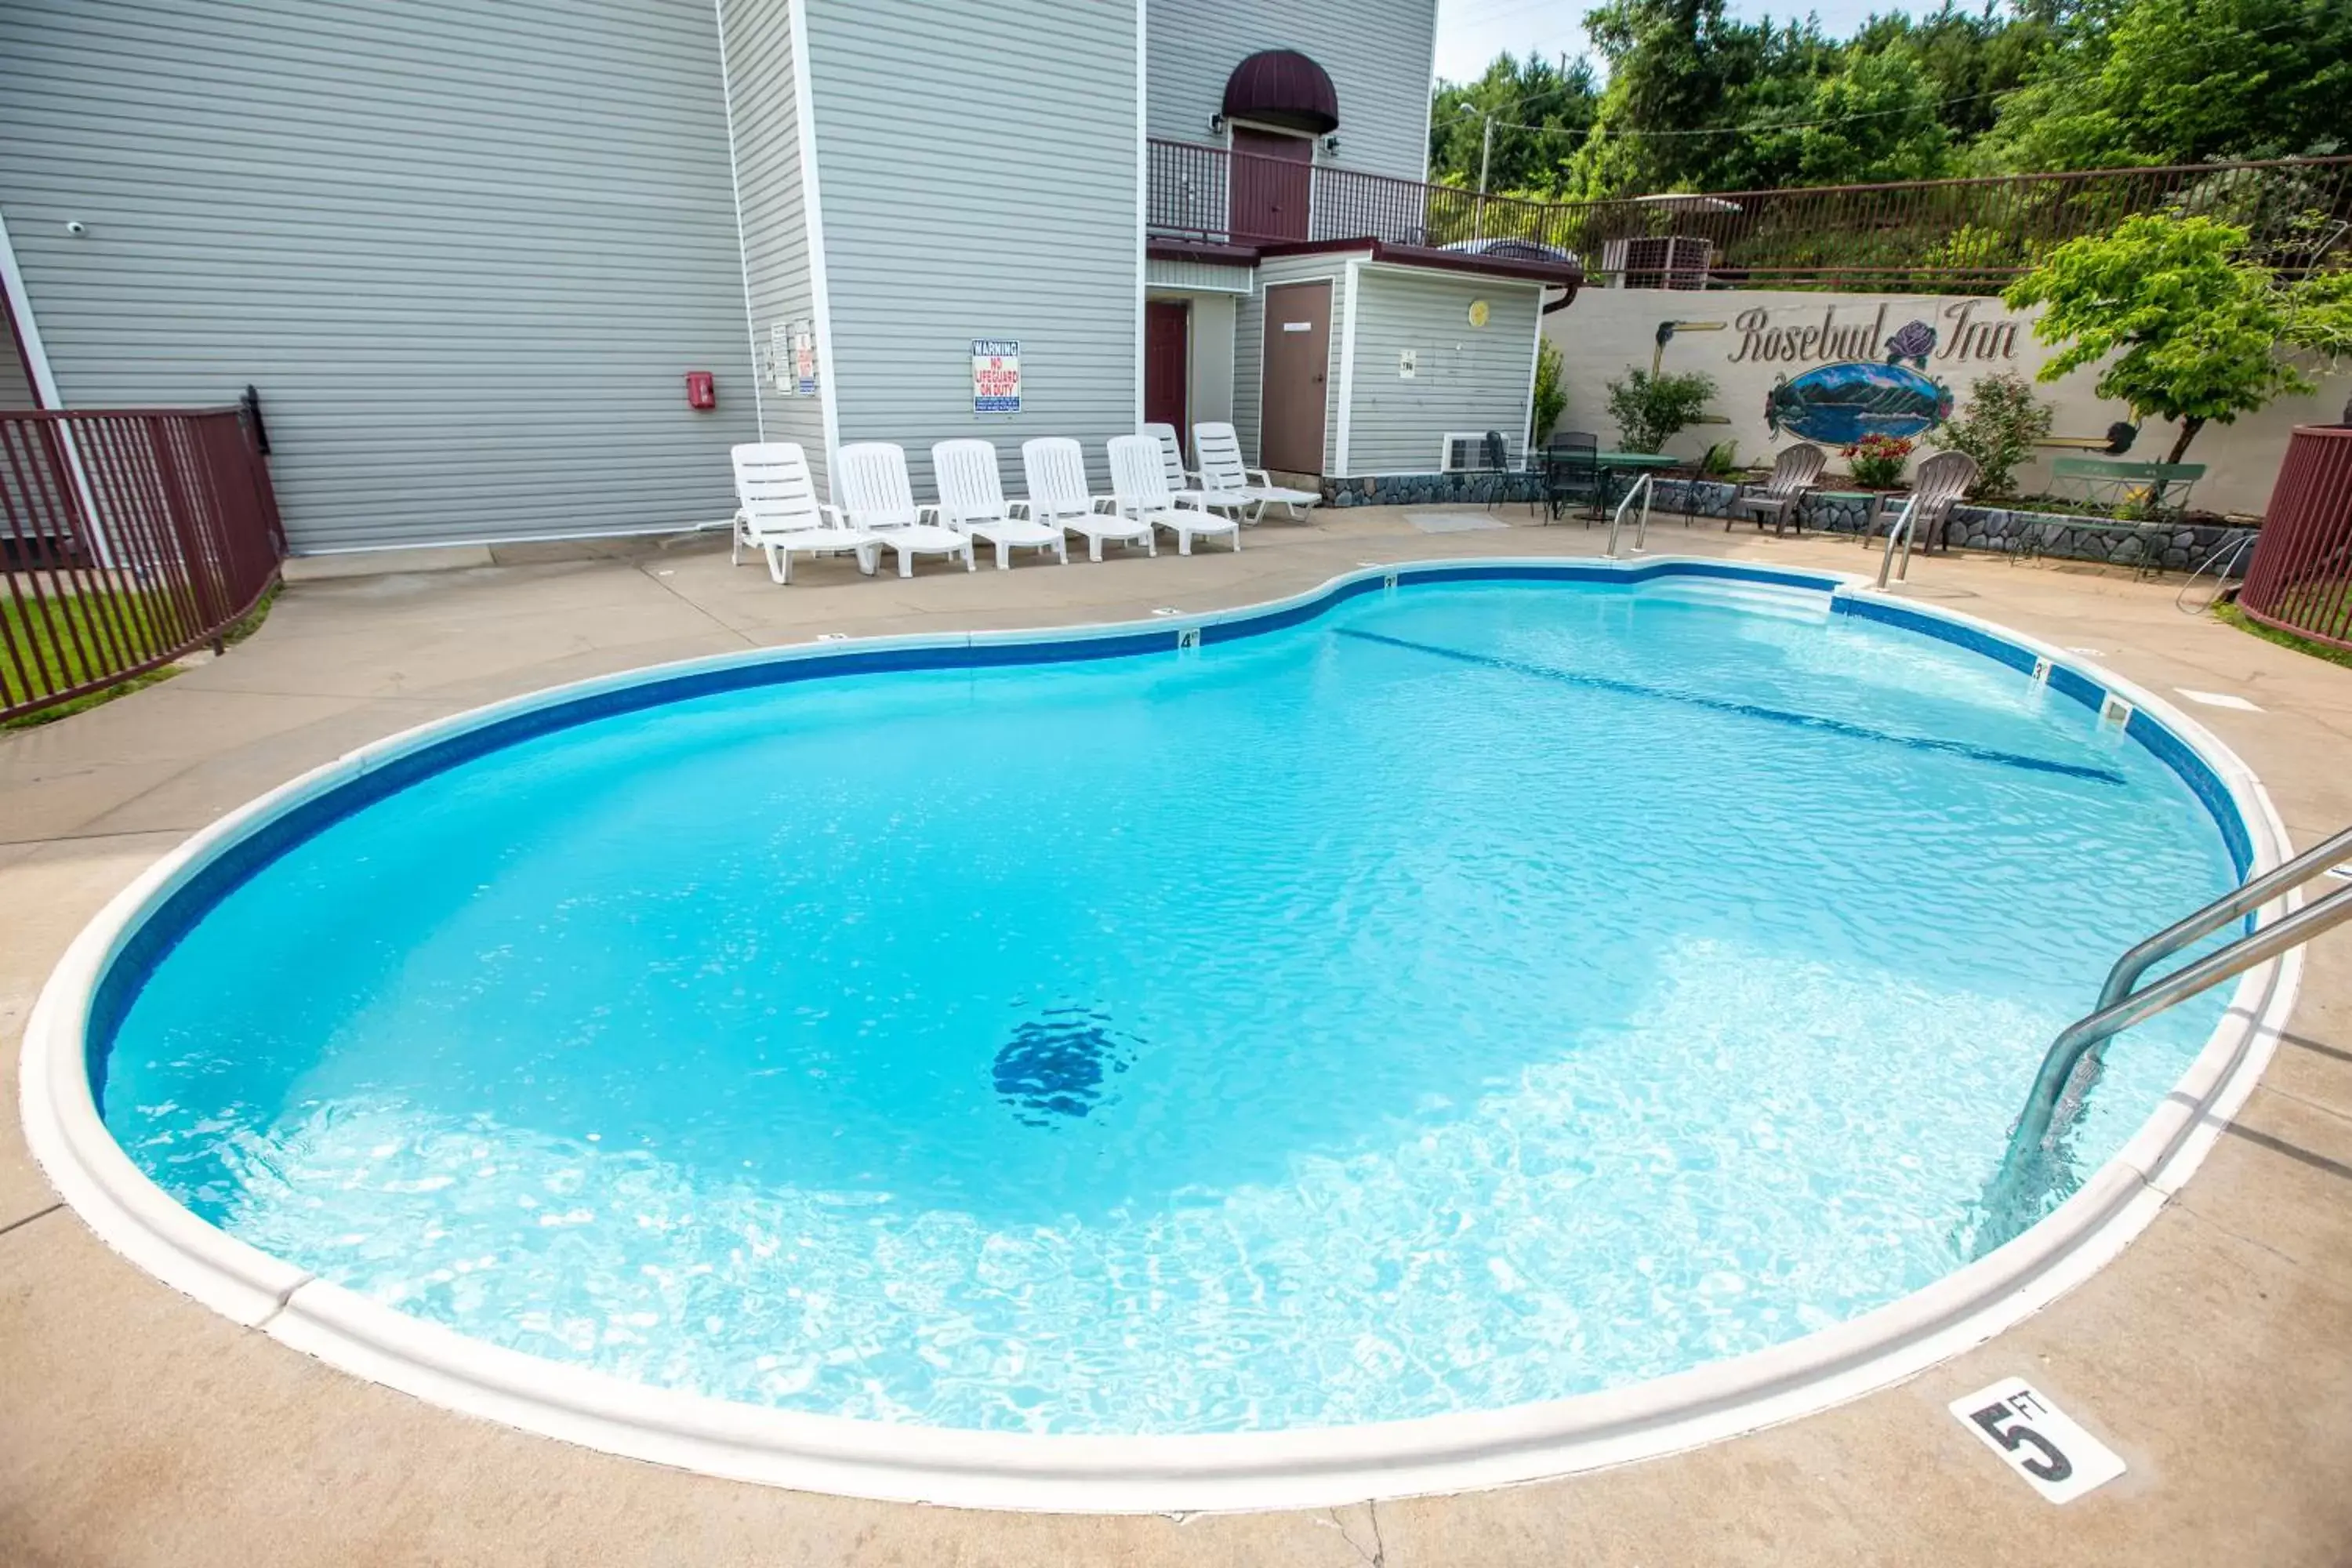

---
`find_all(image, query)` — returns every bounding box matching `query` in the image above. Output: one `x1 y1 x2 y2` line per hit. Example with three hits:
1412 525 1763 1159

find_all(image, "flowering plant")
1842 434 1915 488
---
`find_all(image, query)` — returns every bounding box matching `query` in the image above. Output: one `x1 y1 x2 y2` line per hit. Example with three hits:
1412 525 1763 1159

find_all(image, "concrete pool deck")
4 506 2350 1566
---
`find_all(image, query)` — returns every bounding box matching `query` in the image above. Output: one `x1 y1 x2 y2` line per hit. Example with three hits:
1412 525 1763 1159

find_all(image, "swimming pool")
24 558 2292 1509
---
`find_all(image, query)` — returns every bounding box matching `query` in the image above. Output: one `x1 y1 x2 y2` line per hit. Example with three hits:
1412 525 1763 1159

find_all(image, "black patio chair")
1482 430 1511 510
1536 432 1602 524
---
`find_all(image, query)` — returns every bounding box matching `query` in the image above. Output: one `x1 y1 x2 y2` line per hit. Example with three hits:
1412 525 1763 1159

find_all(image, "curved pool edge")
17 554 2302 1514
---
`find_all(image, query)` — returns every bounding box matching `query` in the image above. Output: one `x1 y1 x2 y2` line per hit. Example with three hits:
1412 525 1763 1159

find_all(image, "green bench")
2049 457 2207 517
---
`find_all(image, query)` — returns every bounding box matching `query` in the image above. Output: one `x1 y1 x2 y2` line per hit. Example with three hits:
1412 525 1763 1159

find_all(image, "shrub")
1532 339 1567 447
1604 368 1718 454
1699 440 1741 478
1842 434 1915 488
1932 372 2054 498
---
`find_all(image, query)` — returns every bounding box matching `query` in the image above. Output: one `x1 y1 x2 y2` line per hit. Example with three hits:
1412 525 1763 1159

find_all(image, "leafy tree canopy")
1429 0 2350 198
1430 53 1601 195
2002 212 2352 459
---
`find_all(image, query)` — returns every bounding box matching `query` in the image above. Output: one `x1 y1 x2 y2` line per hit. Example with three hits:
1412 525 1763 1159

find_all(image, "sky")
1433 0 1949 82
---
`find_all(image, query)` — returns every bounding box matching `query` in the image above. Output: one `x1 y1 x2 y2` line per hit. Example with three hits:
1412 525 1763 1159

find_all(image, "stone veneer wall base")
1325 471 2256 579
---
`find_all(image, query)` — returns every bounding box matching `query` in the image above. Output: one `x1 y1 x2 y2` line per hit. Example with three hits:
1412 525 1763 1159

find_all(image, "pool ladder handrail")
1606 473 1654 558
1874 492 1924 589
1984 823 2352 1238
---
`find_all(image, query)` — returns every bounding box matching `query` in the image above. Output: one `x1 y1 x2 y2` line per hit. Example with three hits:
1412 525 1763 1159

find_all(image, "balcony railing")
1146 138 2352 289
1148 136 1563 254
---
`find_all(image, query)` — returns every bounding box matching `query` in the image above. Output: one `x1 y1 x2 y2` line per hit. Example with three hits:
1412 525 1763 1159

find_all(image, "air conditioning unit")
1602 235 1711 290
1442 431 1511 472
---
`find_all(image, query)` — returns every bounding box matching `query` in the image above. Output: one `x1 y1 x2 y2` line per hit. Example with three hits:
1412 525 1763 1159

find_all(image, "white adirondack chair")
1144 421 1250 523
931 439 1066 569
1108 434 1239 556
1018 437 1154 561
833 442 975 576
729 442 877 584
1193 421 1319 524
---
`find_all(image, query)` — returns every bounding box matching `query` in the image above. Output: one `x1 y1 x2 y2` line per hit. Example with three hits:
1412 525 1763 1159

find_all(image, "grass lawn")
2215 601 2352 673
1 583 277 729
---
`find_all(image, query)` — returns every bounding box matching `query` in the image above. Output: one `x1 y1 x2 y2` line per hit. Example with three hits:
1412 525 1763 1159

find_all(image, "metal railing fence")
1 405 285 722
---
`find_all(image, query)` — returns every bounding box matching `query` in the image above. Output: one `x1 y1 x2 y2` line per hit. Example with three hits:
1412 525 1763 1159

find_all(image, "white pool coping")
18 556 2300 1514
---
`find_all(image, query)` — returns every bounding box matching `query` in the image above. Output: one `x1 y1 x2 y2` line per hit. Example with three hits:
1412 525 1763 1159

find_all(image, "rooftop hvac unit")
1601 235 1711 290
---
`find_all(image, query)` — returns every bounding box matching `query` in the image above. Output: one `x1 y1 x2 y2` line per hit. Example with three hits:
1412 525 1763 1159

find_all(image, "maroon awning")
1221 50 1339 136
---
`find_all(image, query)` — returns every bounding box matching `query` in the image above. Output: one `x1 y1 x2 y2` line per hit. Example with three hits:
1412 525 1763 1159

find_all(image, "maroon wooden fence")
1 406 285 723
2240 425 2352 652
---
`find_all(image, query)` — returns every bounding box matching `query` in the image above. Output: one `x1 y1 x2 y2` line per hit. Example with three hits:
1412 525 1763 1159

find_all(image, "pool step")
1632 577 1833 623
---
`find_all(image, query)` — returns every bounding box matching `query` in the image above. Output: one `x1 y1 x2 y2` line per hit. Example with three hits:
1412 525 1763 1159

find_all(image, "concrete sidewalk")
5 508 2351 1566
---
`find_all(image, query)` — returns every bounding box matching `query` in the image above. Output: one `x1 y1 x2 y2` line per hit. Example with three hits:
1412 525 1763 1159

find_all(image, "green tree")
2003 213 2352 461
1853 2 2056 145
1980 0 2352 169
1564 0 1816 198
1430 0 2352 206
1717 45 1956 190
1429 53 1601 196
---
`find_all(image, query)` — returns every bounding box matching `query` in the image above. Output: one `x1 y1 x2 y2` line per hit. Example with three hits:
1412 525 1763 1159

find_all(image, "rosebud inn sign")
1727 300 2024 367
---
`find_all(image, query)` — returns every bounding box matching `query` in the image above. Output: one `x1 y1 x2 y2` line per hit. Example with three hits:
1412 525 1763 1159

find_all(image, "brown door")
1144 300 1189 453
1260 279 1330 477
1230 128 1312 243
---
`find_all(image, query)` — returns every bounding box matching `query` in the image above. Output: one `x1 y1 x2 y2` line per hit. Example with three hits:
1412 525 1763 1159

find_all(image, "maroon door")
1145 300 1189 452
1260 279 1331 476
1230 128 1313 243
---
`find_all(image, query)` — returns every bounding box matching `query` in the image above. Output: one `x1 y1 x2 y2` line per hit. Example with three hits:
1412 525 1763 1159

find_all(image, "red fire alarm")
684 370 716 410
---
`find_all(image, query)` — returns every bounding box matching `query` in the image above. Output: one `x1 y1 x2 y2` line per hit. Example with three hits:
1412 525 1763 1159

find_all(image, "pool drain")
992 1007 1138 1126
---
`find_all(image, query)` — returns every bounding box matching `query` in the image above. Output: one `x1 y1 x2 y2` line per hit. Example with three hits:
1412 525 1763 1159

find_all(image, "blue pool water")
100 578 2238 1435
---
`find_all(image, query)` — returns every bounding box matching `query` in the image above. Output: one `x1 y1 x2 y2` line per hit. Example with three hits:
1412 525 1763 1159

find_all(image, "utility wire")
1462 74 2049 140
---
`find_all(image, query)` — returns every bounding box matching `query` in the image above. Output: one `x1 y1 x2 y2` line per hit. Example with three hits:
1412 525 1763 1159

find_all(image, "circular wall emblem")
1467 299 1490 328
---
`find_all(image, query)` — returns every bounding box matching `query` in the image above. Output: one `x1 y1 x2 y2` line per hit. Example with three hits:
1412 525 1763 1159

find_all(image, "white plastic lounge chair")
729 441 877 584
833 442 975 576
1109 434 1240 556
931 439 1067 569
1018 437 1155 562
1192 421 1320 524
1145 421 1251 523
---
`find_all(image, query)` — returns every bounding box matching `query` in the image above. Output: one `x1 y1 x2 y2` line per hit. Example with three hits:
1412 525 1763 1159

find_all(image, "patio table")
1595 452 1682 515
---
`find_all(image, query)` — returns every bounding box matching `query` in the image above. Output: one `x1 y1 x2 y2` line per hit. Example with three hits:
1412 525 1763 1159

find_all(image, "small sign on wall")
771 320 817 396
1398 349 1417 379
791 322 818 397
972 339 1022 414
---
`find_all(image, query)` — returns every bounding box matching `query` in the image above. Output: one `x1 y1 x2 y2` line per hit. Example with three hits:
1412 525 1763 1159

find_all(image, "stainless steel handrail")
1875 492 1922 588
1977 825 2352 1246
1606 473 1654 558
2174 529 2256 615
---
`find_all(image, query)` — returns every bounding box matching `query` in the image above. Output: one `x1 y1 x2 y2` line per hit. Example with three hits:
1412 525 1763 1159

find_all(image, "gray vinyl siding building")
1345 267 1543 474
802 0 1139 495
0 312 34 412
719 0 827 495
0 0 759 554
1144 0 1439 181
2 0 1570 550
